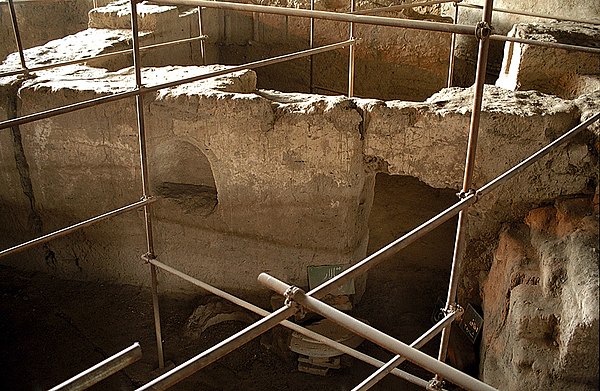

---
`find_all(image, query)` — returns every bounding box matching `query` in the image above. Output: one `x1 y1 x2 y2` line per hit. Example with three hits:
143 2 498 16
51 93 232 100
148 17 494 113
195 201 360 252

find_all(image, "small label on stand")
307 265 355 295
460 304 483 344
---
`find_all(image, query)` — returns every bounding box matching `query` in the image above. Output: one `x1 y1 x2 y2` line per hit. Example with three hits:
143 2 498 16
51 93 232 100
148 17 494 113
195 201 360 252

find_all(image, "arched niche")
150 139 218 216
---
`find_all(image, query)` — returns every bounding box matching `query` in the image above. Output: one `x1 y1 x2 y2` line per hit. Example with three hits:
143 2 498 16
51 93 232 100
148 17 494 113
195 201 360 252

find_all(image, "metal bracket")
475 21 492 40
442 303 464 320
457 188 476 200
283 286 306 318
141 252 156 263
426 378 446 391
458 188 483 204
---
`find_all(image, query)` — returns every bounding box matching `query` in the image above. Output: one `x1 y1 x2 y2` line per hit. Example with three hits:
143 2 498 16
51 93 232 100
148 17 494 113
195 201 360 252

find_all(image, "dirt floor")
0 174 473 390
0 265 450 391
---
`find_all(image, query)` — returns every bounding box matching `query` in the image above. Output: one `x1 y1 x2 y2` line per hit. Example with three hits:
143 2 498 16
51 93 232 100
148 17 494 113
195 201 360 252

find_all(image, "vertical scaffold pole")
347 0 356 97
7 0 28 72
129 0 165 369
309 0 315 93
198 6 207 65
436 0 493 374
447 0 460 87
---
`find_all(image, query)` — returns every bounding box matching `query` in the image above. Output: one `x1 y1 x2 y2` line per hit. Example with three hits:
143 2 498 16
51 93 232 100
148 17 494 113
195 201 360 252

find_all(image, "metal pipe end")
257 272 290 295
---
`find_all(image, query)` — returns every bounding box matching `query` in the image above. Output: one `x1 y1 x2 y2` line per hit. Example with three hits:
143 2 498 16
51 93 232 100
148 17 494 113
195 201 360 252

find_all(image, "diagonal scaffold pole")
435 0 493 380
258 274 497 391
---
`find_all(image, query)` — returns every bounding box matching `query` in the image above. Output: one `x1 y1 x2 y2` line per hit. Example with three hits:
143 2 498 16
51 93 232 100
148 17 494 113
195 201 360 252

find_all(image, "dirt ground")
0 174 470 390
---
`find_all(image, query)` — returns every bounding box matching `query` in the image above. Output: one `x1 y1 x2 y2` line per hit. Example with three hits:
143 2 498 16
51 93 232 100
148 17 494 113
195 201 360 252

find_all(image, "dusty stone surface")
0 0 95 63
89 0 181 32
0 29 142 74
481 195 599 390
496 22 600 98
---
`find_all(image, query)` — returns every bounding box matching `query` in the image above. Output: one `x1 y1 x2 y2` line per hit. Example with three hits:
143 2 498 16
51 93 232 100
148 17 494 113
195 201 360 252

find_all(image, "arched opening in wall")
356 173 458 358
151 140 218 216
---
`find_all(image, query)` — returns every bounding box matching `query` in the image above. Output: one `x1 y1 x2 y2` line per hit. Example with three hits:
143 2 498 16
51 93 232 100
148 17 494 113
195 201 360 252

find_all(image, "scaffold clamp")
475 21 492 40
426 378 446 391
283 285 306 318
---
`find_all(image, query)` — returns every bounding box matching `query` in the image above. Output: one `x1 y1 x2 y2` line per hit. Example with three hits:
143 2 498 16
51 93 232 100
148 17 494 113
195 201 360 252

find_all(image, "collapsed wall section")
361 85 595 237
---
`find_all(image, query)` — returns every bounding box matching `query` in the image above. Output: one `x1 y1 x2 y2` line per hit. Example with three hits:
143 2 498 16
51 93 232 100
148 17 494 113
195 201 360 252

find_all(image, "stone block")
88 1 180 33
496 22 600 98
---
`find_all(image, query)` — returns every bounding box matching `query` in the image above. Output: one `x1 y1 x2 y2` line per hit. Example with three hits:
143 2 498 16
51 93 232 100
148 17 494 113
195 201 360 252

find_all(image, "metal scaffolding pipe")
347 0 356 97
7 0 28 71
149 0 477 35
437 0 493 371
352 0 455 15
135 305 297 390
310 195 478 300
447 1 459 87
0 39 355 131
148 0 600 55
137 197 480 387
353 311 458 391
489 34 600 55
308 0 315 93
48 343 142 391
457 2 600 25
0 197 157 259
129 0 164 369
0 36 207 79
259 275 497 391
147 258 432 389
197 8 207 65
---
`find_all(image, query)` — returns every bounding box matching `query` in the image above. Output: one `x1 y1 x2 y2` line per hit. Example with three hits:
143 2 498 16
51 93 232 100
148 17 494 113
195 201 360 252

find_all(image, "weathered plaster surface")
0 65 372 296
